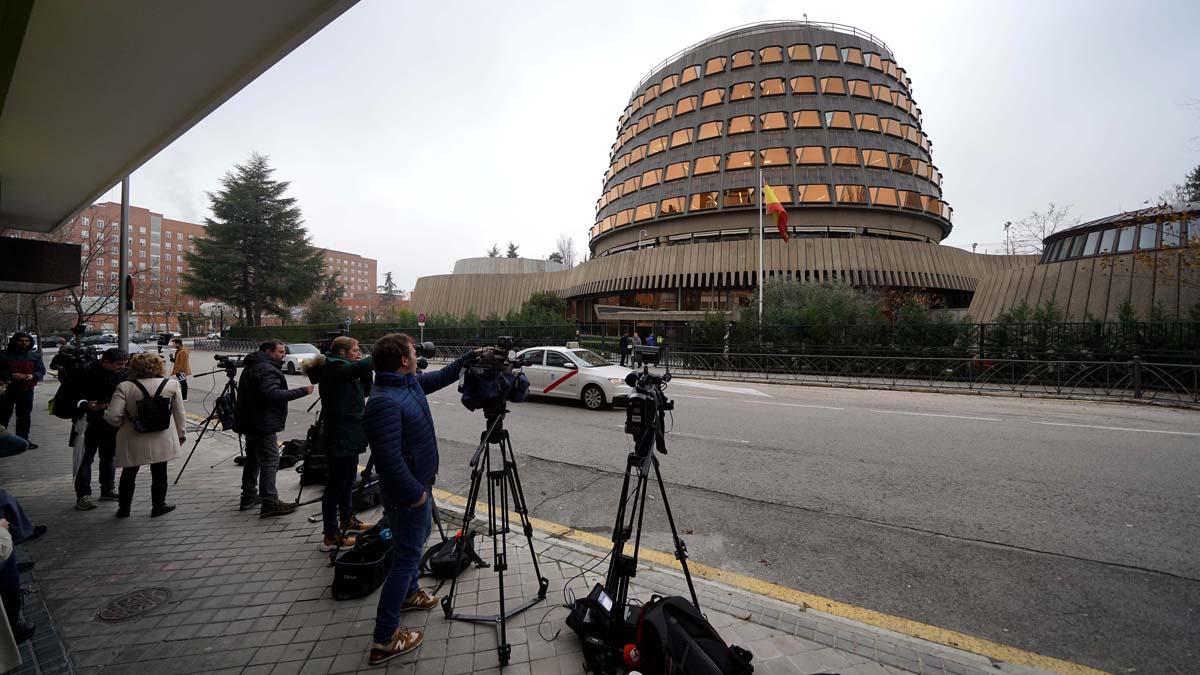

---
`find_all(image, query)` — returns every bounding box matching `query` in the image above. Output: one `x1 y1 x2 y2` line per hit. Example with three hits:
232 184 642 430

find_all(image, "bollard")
1131 356 1143 399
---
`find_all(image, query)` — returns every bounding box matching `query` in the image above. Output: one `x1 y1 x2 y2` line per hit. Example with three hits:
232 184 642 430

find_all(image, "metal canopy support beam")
118 177 130 348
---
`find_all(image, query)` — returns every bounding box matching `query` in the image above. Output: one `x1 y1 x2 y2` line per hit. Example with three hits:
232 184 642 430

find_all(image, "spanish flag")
763 183 789 242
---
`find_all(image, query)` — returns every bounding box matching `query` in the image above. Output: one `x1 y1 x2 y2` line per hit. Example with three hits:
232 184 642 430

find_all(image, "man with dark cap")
0 333 46 449
72 348 128 510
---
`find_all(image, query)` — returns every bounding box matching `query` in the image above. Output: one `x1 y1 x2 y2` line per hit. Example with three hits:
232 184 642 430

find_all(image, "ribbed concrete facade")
967 204 1200 321
415 240 1036 317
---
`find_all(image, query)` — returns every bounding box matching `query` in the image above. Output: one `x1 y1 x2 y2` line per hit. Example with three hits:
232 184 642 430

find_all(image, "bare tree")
554 234 578 268
1010 203 1079 254
38 205 130 334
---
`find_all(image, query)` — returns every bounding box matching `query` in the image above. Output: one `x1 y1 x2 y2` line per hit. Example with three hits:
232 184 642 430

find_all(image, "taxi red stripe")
543 369 579 393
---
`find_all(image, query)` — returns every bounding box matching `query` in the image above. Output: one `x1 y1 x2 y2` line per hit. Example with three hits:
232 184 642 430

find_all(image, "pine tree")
182 153 324 326
505 242 519 258
1184 164 1200 202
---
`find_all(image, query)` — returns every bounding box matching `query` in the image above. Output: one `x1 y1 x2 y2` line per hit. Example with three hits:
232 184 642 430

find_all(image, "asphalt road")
180 351 1200 674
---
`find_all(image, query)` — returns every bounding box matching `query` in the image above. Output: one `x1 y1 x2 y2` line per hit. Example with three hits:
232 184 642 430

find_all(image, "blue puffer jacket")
364 352 475 509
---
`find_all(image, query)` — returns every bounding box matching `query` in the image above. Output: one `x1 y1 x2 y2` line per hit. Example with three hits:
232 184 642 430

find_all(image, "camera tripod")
441 406 549 666
174 366 241 484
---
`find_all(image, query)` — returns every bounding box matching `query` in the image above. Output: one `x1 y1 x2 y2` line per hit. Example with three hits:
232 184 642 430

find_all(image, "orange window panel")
831 147 860 165
855 113 880 132
816 44 839 61
621 176 640 194
840 47 863 65
644 84 659 104
681 65 702 84
636 115 652 134
820 77 846 95
795 146 825 164
862 149 889 168
693 155 721 175
768 185 793 202
882 118 903 137
836 184 868 204
870 187 899 206
864 53 883 70
675 96 697 116
728 115 754 134
824 111 853 129
731 50 754 69
697 120 723 140
760 147 790 166
669 128 693 148
700 88 725 108
726 151 755 170
647 136 668 156
898 190 923 209
654 104 672 125
660 197 685 216
664 161 690 181
793 110 821 128
848 79 872 98
660 74 679 93
797 184 832 203
690 192 719 211
760 46 783 63
641 168 662 188
634 202 657 222
730 82 755 101
615 209 633 227
723 187 755 206
704 56 726 75
790 76 816 94
788 43 812 60
872 84 891 102
629 145 647 164
890 153 914 172
759 111 787 130
760 77 786 96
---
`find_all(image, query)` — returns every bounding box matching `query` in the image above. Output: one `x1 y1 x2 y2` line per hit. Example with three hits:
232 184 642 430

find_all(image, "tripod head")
623 363 674 457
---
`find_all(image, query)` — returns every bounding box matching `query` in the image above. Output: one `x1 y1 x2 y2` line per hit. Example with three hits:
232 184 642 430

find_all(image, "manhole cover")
96 587 171 622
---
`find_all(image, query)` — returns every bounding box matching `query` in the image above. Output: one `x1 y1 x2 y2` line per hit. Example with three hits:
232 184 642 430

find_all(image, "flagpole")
758 168 764 321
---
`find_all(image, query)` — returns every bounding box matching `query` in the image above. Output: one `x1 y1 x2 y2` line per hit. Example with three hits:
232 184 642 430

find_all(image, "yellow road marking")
432 487 1104 675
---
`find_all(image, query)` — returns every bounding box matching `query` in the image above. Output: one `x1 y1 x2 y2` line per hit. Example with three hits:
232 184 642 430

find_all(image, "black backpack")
420 530 487 579
51 376 84 420
636 595 754 675
279 439 306 469
297 420 328 485
130 379 174 433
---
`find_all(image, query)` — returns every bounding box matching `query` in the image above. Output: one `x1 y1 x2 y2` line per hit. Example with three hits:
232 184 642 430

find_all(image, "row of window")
1041 219 1200 263
612 75 923 160
606 110 934 184
597 147 940 212
620 42 914 128
591 185 951 238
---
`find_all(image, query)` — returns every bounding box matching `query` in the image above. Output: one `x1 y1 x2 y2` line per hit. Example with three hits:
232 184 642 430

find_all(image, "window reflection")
701 88 725 107
889 153 914 172
616 209 633 227
660 197 685 215
675 96 697 116
795 146 825 164
661 74 678 93
636 115 651 134
726 151 755 170
797 184 832 203
817 44 840 61
697 120 723 140
864 53 882 70
1116 226 1135 252
882 118 903 137
634 202 657 222
690 192 719 211
724 187 756 206
788 44 812 60
820 76 846 94
883 60 898 79
824 111 853 128
629 145 646 164
790 76 817 94
694 155 721 175
730 82 755 101
1068 234 1087 257
793 110 821 128
870 187 899 206
898 191 923 209
654 104 672 124
760 46 783 63
1138 223 1158 249
669 128 694 148
1083 230 1101 255
681 65 701 84
855 113 880 132
760 111 788 130
641 168 662 188
863 150 888 168
705 56 727 75
664 161 689 181
1098 228 1116 254
761 148 789 165
831 147 860 165
621 176 640 194
840 47 863 65
728 115 754 134
872 84 891 102
1162 221 1182 247
770 185 793 202
731 50 754 69
760 78 786 96
644 84 659 103
647 136 668 156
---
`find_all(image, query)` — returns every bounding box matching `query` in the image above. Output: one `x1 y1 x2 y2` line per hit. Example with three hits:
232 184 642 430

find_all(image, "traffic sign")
418 312 426 327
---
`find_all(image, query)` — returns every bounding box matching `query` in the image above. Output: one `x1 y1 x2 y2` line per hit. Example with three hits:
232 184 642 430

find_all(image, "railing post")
1132 356 1143 399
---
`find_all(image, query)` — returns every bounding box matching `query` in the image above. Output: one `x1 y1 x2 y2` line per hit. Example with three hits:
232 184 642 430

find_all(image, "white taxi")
513 346 633 410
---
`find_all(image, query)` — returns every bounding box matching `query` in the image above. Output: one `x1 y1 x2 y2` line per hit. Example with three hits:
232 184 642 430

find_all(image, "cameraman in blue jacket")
362 334 486 665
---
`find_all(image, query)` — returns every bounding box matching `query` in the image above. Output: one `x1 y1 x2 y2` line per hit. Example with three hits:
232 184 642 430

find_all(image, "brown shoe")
401 589 438 612
368 627 422 666
343 517 375 533
259 500 298 518
319 533 357 552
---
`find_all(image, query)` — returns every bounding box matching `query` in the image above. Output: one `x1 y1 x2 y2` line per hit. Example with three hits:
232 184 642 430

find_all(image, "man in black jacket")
236 341 314 516
72 349 127 510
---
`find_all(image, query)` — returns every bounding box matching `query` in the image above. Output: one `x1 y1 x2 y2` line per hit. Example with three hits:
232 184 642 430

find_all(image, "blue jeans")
322 455 359 537
373 491 432 643
0 432 27 458
0 489 35 542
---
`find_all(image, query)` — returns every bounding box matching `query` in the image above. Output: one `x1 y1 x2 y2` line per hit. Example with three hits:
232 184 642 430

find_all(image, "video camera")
212 353 243 378
460 336 529 413
624 346 674 457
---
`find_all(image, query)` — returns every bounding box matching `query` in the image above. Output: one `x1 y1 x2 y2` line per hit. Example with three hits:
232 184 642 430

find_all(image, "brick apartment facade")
44 202 377 332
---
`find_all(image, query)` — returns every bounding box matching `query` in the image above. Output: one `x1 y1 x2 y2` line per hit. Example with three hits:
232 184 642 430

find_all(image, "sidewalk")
0 386 1057 675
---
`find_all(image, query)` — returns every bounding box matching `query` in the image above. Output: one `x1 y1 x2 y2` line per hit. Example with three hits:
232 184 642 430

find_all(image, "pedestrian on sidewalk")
72 348 128 510
104 353 186 518
306 336 375 552
169 338 191 401
0 332 45 449
235 341 314 517
619 330 632 367
362 333 485 666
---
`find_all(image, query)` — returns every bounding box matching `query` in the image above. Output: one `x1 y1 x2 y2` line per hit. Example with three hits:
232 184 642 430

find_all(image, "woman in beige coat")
104 353 186 518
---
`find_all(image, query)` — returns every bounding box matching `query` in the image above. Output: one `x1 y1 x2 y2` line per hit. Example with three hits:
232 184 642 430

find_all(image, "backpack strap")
154 378 170 397
131 379 152 399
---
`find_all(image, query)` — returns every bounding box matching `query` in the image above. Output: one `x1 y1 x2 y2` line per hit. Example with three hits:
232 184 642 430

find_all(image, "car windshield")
570 349 610 367
289 344 318 354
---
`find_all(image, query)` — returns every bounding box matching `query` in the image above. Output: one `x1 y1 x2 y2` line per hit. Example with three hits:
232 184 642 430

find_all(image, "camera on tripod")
460 337 529 413
213 353 242 375
623 347 673 456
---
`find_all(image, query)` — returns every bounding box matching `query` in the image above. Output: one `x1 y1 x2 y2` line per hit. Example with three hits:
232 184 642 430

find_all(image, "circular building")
591 21 951 255
413 22 1034 321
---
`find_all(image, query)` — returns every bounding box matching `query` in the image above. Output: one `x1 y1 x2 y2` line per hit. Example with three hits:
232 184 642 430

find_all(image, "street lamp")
637 229 648 250
972 242 978 253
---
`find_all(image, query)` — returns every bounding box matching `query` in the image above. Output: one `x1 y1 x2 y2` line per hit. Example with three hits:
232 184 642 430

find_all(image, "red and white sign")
417 312 426 327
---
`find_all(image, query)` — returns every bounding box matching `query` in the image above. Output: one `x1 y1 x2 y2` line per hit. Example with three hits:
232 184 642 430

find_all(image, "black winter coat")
235 351 310 435
75 362 126 424
316 353 374 459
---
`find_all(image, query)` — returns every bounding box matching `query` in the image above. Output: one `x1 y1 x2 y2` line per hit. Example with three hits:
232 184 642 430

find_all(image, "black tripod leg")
441 446 486 619
173 413 219 484
502 437 549 598
652 456 700 610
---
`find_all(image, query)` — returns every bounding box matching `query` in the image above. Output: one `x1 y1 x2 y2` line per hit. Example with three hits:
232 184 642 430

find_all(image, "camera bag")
278 439 306 469
331 515 392 600
130 379 174 433
420 529 487 579
297 420 328 485
351 474 382 511
636 595 754 675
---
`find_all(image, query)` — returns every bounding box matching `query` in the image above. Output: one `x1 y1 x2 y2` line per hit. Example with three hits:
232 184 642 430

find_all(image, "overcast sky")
102 0 1200 292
